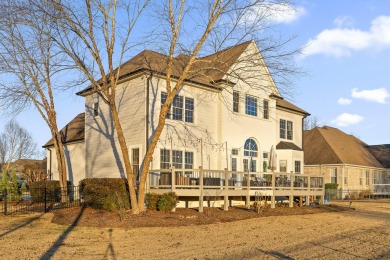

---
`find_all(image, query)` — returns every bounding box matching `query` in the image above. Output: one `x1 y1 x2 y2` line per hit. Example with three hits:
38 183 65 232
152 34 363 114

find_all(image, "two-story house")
44 40 309 187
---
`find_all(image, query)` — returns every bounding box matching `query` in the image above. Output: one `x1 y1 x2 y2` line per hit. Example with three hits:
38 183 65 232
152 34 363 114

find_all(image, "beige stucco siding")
85 76 146 178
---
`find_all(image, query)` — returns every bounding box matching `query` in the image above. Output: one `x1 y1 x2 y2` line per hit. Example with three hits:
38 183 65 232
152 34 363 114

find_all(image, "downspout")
145 73 152 191
146 73 152 158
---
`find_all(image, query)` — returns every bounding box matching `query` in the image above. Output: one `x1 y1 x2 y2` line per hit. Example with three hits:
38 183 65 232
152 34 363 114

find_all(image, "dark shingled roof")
366 144 390 168
77 41 253 96
276 141 302 151
276 99 310 116
304 126 383 168
43 113 85 148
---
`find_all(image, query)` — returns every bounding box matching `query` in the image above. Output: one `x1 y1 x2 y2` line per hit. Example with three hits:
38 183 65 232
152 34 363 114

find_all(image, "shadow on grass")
0 214 44 238
104 228 117 260
40 206 86 260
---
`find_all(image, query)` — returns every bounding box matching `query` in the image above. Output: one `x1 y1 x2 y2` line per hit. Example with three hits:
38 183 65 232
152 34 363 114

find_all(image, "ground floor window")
132 148 140 181
160 149 193 171
279 160 287 172
365 171 370 186
231 158 237 171
294 161 301 173
160 149 170 169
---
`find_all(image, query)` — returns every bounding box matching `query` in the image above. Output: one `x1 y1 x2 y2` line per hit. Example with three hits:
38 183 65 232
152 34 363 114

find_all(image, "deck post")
271 172 275 208
171 167 176 192
246 171 250 209
307 176 311 206
224 168 229 211
289 173 294 208
199 166 204 213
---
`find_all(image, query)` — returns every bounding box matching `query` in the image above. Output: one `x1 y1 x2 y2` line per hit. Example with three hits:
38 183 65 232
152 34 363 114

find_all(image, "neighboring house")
304 126 390 197
1 159 46 176
44 40 309 185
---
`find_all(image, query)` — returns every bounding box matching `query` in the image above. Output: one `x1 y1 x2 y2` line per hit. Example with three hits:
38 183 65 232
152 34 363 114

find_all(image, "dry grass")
0 200 389 259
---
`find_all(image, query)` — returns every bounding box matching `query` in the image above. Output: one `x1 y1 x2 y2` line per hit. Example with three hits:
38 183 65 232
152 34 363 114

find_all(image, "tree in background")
0 120 39 172
0 1 74 200
303 115 322 130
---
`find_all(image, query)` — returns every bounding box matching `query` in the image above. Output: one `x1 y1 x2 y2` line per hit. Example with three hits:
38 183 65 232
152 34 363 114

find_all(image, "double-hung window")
172 96 183 121
331 168 337 184
279 160 287 172
233 91 239 113
161 92 193 123
280 119 293 140
161 92 171 119
263 100 269 119
185 98 194 123
294 161 301 173
160 149 170 169
132 148 140 181
245 95 257 116
185 152 193 175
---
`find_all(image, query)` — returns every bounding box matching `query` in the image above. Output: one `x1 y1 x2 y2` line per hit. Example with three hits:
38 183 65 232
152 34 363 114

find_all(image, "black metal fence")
324 189 390 202
0 186 81 215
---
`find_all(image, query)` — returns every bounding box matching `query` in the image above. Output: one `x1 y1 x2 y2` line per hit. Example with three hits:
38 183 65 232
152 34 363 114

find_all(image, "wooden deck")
148 168 324 211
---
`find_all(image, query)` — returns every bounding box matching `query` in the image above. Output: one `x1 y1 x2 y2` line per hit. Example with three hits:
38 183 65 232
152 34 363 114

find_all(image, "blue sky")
0 0 389 153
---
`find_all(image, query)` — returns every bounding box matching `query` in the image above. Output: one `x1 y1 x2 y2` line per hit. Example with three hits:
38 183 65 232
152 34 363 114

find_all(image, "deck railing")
148 168 324 211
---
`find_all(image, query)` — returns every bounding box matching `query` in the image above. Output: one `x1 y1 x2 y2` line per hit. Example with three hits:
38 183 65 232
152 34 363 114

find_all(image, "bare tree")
0 120 39 172
0 1 72 198
33 0 302 213
304 115 322 130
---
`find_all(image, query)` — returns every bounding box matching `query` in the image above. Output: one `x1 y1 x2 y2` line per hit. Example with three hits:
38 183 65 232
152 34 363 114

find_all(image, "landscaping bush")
80 178 130 211
145 193 160 210
157 192 178 212
325 183 339 200
30 180 71 203
325 183 338 190
359 189 372 199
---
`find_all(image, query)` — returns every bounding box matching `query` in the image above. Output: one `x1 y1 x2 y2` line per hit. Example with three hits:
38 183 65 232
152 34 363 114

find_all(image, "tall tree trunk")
109 100 140 214
51 119 68 202
137 100 171 211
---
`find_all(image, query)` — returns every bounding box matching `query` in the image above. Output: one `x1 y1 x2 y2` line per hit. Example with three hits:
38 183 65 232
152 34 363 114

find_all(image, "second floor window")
161 92 193 123
263 100 269 119
172 96 183 121
280 119 293 140
233 91 239 112
245 95 257 116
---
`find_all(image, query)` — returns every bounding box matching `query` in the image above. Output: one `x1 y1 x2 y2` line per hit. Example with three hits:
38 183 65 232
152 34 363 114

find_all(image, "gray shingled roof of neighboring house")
43 113 85 147
366 144 390 168
304 126 383 168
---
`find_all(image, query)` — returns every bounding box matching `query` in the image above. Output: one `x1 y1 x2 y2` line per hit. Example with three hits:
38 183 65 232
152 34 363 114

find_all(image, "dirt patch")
52 204 349 228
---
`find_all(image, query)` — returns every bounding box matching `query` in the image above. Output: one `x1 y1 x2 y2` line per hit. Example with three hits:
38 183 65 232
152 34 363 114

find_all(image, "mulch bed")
51 204 350 228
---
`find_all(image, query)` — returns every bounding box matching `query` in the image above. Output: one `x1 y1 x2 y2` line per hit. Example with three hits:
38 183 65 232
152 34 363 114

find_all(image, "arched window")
244 138 258 157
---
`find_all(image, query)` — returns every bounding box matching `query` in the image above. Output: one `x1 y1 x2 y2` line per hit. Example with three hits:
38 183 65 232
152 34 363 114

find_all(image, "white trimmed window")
233 91 239 113
245 95 257 116
280 119 293 140
161 92 193 123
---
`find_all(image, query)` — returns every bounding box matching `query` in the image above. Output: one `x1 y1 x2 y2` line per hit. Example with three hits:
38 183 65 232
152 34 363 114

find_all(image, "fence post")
171 167 176 192
3 189 7 215
44 187 47 213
